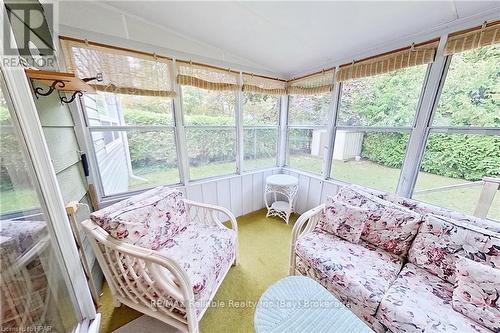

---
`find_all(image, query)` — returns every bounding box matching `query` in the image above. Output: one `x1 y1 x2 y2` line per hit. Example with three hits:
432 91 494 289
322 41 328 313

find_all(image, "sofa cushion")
377 263 492 333
408 214 500 284
91 188 189 250
157 222 236 305
316 198 370 243
335 186 424 257
452 257 500 332
295 230 403 316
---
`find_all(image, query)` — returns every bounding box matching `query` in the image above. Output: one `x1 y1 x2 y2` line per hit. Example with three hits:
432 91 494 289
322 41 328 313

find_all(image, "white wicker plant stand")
254 276 372 333
264 175 299 224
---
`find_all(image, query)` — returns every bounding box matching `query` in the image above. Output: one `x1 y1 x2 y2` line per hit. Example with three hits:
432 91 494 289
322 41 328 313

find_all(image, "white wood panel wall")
101 168 281 219
282 168 343 214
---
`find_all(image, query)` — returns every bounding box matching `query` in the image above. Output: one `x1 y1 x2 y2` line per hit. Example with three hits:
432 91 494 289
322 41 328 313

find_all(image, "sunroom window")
62 39 180 196
85 93 180 196
331 65 428 192
182 87 237 180
413 44 500 219
286 70 334 175
242 92 280 171
177 62 240 180
241 74 285 171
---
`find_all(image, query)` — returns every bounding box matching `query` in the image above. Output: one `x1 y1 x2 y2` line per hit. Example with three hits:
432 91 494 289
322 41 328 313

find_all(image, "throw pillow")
316 197 370 243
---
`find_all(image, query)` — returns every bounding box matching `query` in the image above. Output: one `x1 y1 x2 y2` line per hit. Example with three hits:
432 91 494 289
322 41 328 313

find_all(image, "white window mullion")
322 70 340 179
236 72 244 174
171 59 190 184
278 95 289 168
396 35 449 197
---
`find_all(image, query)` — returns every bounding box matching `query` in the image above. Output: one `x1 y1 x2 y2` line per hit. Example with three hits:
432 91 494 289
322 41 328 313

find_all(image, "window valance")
444 21 500 55
60 38 176 97
287 69 335 95
337 41 439 82
176 62 239 91
242 74 286 95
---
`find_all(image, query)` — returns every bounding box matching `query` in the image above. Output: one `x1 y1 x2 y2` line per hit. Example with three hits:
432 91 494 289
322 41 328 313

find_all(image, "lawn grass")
2 157 498 221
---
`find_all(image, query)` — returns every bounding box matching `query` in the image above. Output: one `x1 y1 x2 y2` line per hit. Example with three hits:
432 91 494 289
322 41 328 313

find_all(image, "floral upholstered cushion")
381 193 500 233
335 186 424 256
361 205 423 257
452 257 500 332
316 198 370 243
157 222 236 316
377 263 492 333
295 230 403 316
90 188 189 250
408 214 500 284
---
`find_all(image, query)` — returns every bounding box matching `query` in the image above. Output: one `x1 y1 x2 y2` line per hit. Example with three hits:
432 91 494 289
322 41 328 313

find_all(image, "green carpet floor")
99 209 298 333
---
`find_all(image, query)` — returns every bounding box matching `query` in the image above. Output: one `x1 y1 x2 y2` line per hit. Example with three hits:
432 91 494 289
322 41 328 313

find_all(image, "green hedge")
362 132 500 181
125 109 276 168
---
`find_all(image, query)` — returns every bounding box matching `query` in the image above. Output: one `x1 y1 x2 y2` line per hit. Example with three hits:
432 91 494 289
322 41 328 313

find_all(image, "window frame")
179 86 240 181
81 93 182 198
322 64 431 193
286 92 333 175
408 51 500 216
241 91 281 171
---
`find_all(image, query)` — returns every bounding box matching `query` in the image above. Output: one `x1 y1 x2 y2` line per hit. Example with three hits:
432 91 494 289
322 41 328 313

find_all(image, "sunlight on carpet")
98 209 298 333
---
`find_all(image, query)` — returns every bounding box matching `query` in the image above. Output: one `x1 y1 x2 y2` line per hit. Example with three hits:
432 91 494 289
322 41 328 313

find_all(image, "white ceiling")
60 1 500 78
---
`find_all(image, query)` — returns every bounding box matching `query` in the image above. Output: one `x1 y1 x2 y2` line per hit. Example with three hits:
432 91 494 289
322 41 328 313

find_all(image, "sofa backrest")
408 214 500 284
90 187 189 250
351 185 500 233
335 187 424 257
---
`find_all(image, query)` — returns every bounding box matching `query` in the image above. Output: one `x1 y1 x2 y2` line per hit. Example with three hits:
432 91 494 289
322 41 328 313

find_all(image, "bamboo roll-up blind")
242 74 286 95
176 62 239 91
337 41 439 82
287 69 335 95
444 21 500 55
60 39 176 97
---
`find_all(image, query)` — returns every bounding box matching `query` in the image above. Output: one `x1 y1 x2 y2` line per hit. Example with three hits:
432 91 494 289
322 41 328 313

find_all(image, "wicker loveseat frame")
82 192 238 333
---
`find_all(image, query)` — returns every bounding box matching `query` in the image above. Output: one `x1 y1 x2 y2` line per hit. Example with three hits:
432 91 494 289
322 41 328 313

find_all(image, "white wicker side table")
254 276 373 333
264 174 298 224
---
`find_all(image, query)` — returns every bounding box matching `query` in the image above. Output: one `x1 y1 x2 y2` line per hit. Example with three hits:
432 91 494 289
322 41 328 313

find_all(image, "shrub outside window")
181 86 237 180
242 92 280 171
83 93 180 196
331 65 428 193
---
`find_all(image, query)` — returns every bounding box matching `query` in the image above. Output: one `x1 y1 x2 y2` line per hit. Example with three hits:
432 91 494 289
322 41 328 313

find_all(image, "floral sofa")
83 186 238 333
290 185 500 333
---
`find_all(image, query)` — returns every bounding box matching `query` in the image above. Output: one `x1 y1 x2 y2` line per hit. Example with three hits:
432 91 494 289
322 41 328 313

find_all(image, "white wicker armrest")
289 204 324 275
183 199 238 233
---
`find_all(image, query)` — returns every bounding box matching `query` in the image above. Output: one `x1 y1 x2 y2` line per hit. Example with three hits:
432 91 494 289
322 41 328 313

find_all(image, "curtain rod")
58 35 287 83
337 38 440 68
289 37 439 82
447 19 500 38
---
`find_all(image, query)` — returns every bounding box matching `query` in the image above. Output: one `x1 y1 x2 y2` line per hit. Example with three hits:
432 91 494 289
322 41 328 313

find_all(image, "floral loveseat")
82 186 238 333
290 185 499 333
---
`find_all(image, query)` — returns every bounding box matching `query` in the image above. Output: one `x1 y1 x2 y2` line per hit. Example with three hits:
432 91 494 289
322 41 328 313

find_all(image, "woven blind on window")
287 69 335 95
60 39 176 97
337 41 438 82
176 62 239 91
444 21 500 55
242 74 286 95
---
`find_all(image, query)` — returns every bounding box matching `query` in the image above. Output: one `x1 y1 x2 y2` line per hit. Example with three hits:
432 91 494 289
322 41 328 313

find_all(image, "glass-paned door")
0 76 79 332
